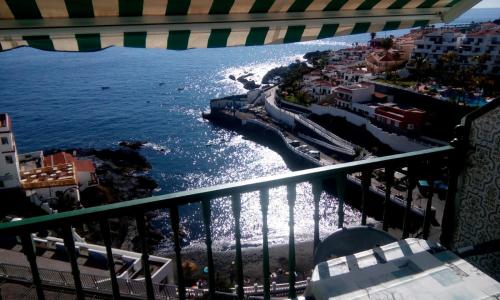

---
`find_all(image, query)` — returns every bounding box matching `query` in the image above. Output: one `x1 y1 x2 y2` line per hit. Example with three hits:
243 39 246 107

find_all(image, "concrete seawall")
243 119 325 167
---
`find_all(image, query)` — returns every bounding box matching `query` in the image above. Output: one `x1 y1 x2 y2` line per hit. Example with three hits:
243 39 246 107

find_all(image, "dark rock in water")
237 73 253 80
243 80 260 90
101 86 110 90
91 148 151 171
229 75 236 80
118 140 146 150
237 74 260 90
73 146 159 252
177 87 184 91
159 82 165 86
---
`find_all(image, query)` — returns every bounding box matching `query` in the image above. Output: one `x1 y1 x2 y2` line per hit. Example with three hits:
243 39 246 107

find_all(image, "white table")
305 238 500 299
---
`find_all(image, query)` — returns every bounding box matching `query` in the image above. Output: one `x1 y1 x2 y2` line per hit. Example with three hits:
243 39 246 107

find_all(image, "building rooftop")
20 163 77 189
44 152 96 174
378 102 426 114
44 152 74 166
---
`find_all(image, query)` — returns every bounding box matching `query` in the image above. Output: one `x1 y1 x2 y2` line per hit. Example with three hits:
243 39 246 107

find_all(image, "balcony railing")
0 145 456 300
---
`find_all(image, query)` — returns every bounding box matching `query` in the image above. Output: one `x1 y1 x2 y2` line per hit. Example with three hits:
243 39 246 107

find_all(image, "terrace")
1 0 498 299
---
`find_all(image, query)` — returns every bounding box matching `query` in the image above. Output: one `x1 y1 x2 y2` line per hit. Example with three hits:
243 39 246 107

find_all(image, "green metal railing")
0 145 455 300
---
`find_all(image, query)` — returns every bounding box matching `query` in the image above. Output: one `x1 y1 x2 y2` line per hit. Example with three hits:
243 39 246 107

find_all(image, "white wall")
351 85 374 103
0 131 20 189
264 98 296 128
26 185 80 203
244 119 322 166
210 98 247 110
310 104 432 152
352 102 376 117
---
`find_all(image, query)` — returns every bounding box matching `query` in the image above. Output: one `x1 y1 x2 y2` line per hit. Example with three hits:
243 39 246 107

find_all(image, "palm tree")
413 57 430 83
381 38 393 52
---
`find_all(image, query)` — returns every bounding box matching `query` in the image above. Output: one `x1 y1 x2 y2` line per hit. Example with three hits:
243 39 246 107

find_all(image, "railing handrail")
0 145 454 235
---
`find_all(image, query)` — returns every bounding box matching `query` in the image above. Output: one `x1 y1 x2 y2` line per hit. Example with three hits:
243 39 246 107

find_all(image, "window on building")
5 155 13 164
1 137 8 145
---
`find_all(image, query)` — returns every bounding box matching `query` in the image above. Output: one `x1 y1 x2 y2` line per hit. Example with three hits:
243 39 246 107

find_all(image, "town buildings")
328 83 425 132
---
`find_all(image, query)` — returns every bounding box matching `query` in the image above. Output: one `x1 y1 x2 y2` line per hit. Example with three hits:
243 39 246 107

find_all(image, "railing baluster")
135 213 155 300
99 219 121 299
402 165 417 239
169 206 186 300
312 180 322 251
202 199 216 299
62 226 84 300
422 178 435 240
231 194 245 300
335 173 346 228
20 233 45 300
360 171 371 226
441 151 459 248
260 188 271 300
382 167 394 231
287 184 297 300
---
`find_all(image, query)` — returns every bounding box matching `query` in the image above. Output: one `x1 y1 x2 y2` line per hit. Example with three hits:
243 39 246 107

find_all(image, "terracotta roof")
44 152 96 174
44 152 75 166
75 160 96 173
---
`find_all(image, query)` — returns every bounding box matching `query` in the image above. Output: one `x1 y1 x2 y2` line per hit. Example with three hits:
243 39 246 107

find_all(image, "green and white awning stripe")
0 0 480 52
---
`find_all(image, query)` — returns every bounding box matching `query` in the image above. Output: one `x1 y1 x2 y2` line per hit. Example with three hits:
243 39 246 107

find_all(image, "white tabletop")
305 238 500 299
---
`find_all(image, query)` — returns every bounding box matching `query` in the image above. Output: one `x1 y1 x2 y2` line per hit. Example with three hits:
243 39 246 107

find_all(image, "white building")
411 31 465 65
334 82 375 109
0 113 21 190
309 79 336 101
21 162 81 205
457 27 500 74
303 70 322 84
408 26 500 74
339 67 374 84
43 152 98 191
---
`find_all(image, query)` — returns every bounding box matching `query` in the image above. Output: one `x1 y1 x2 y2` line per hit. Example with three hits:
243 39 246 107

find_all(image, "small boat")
177 87 184 91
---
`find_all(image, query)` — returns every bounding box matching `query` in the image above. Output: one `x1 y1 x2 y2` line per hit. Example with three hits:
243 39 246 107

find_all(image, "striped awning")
0 0 480 52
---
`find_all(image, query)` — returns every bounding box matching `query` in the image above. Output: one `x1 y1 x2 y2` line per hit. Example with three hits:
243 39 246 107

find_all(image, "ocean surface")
0 8 498 252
